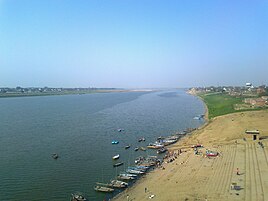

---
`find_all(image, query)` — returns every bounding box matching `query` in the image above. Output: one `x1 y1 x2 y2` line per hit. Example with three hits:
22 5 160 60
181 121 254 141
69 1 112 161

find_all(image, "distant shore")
0 89 156 98
112 94 268 201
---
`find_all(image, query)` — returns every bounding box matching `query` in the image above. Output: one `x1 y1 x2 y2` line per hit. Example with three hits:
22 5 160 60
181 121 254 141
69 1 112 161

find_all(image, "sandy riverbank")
112 110 268 201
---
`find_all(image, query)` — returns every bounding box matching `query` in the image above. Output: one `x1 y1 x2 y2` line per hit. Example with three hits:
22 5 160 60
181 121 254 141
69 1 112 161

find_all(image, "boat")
117 175 135 180
112 140 119 144
128 166 148 171
194 114 205 120
112 154 120 160
117 128 124 132
94 185 114 193
162 139 178 146
138 137 145 142
134 147 139 151
139 147 146 151
134 156 145 164
125 145 130 149
147 143 164 149
52 153 59 159
157 147 167 154
126 169 145 174
108 180 128 188
119 173 138 178
71 193 87 201
206 150 218 157
113 162 124 167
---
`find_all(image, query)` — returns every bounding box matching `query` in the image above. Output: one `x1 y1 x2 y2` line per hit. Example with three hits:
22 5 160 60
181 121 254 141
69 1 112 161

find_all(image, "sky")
0 0 267 88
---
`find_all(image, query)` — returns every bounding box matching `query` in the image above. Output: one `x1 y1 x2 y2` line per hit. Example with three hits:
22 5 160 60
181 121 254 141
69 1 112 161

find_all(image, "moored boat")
126 169 145 174
157 147 167 154
117 175 135 180
147 143 164 149
94 185 114 193
119 173 138 177
108 180 128 188
134 147 139 151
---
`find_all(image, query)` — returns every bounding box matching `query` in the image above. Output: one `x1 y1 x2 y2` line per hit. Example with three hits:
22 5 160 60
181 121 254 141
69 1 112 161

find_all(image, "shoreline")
112 93 209 200
0 89 156 99
112 94 268 201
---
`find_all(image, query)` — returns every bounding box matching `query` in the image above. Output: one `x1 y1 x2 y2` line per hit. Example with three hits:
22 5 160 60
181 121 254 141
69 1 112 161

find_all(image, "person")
145 187 147 193
126 194 129 201
236 168 239 175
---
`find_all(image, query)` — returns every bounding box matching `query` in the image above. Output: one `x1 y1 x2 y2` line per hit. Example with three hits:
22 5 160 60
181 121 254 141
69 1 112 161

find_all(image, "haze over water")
0 89 205 201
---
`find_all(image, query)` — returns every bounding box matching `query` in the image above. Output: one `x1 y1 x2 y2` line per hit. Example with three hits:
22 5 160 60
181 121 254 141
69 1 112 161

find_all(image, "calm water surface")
0 89 205 201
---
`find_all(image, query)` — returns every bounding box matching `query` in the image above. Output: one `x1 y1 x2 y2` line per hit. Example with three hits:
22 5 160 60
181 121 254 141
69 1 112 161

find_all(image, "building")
245 130 260 140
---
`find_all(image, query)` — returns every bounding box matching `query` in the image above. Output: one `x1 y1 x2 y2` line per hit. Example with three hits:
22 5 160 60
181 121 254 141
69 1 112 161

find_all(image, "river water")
0 89 205 201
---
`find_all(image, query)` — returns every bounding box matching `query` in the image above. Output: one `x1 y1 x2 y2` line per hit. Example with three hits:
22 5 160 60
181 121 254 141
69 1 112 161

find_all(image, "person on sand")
145 187 147 193
126 195 129 201
236 168 240 175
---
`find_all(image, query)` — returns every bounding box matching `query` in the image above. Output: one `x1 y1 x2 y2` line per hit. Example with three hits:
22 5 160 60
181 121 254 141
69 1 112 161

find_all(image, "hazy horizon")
1 1 267 88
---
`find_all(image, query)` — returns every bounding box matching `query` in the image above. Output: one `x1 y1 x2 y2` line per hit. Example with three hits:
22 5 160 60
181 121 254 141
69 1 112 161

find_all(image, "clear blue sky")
0 0 267 88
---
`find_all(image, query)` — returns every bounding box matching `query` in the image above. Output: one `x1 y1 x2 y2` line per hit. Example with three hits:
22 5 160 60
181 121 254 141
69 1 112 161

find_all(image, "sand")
112 110 268 201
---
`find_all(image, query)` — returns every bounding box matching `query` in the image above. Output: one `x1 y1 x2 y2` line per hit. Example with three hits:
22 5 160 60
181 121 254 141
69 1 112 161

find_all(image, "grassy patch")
198 93 261 119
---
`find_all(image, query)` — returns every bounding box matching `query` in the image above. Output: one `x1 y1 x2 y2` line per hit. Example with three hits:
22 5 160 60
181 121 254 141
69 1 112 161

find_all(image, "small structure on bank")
245 130 260 141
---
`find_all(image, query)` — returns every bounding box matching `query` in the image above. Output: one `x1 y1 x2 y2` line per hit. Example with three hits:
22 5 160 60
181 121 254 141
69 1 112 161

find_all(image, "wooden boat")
52 153 59 159
117 175 135 180
94 185 114 193
138 137 145 142
126 169 145 174
113 162 124 167
162 139 178 146
108 180 128 188
71 193 87 201
139 147 146 151
112 154 120 160
125 145 130 149
128 166 147 172
112 140 119 144
157 147 167 154
147 143 164 149
134 147 139 151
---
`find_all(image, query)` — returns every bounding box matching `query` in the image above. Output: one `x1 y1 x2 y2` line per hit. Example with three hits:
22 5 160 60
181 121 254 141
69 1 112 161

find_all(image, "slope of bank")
113 110 268 201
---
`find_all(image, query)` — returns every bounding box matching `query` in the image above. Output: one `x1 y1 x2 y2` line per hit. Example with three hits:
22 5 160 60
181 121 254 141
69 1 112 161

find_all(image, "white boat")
126 169 145 174
119 173 138 177
117 175 135 180
108 180 128 188
112 154 120 160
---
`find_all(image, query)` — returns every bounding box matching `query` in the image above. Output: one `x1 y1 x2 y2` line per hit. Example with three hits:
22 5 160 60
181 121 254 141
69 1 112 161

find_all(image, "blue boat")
112 140 119 144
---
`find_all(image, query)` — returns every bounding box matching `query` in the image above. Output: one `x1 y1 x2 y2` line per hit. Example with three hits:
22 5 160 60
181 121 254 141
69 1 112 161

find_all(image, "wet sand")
113 110 268 201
